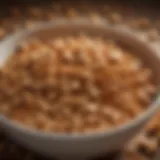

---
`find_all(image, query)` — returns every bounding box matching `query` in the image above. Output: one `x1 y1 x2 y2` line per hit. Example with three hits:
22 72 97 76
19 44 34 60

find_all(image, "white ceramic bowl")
0 19 159 160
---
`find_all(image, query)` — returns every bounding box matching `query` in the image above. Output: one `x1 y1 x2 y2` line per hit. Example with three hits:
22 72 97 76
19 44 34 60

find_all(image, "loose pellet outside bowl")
0 19 159 160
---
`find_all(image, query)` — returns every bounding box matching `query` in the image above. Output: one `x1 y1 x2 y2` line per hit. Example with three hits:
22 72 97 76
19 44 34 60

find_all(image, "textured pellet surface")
0 36 155 134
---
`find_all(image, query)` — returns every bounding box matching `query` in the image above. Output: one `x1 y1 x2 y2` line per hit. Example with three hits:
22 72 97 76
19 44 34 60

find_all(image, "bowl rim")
0 19 160 140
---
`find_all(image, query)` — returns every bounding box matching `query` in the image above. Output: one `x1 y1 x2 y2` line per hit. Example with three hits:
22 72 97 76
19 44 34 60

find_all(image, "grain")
0 36 156 134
